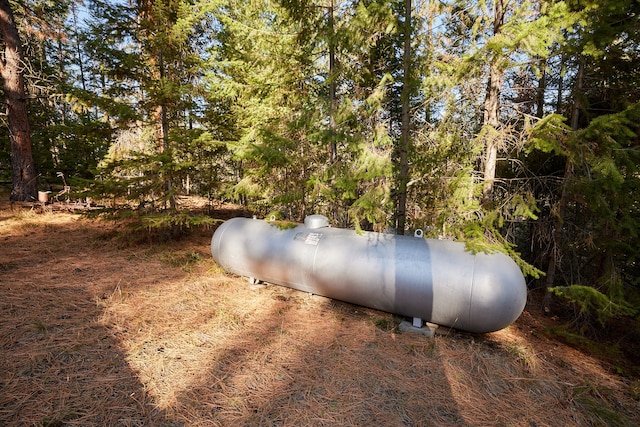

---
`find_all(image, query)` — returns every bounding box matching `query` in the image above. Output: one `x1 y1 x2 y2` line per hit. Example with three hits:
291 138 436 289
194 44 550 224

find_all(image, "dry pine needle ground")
1 201 639 426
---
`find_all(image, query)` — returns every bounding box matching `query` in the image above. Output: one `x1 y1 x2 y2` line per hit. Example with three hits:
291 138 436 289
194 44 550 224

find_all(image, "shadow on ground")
0 210 175 426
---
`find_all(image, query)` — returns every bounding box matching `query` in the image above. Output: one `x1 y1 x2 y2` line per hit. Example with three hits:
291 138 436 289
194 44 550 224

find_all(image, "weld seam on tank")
309 238 320 291
467 255 477 330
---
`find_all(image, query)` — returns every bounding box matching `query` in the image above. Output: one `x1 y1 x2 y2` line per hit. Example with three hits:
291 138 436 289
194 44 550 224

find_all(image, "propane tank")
211 215 527 333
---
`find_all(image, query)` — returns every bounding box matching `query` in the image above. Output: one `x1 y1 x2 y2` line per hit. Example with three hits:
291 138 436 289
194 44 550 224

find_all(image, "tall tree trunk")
138 0 176 210
0 0 37 201
57 36 66 125
157 50 176 210
481 0 505 205
328 0 337 163
396 0 412 235
536 59 546 119
555 53 565 114
71 4 87 92
543 56 583 312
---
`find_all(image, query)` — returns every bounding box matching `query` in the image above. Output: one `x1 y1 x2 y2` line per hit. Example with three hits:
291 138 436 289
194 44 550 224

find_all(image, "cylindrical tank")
211 215 527 333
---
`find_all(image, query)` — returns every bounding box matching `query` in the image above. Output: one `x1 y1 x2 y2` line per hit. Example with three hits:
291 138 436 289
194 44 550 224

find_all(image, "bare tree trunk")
137 0 176 211
71 4 87 92
536 59 546 119
328 0 337 163
0 0 37 201
157 50 176 210
57 36 66 125
396 0 412 235
543 56 583 312
556 53 565 114
481 0 505 205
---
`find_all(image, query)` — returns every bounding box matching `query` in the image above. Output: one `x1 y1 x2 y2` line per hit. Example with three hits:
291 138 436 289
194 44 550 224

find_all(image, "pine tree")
0 0 37 201
530 0 640 325
91 0 220 211
212 0 397 228
395 0 413 234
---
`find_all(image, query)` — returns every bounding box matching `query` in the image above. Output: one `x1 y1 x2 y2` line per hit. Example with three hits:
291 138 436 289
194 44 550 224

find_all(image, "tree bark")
481 0 505 205
556 53 565 114
138 0 176 210
328 0 337 163
536 59 546 118
157 49 176 210
396 0 412 235
543 56 583 312
0 0 37 201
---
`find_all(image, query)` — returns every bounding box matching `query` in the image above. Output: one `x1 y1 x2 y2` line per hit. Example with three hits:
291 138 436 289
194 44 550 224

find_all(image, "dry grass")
1 200 639 426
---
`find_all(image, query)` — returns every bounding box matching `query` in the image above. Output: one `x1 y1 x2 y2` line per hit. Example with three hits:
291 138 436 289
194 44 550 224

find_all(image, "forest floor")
1 196 639 426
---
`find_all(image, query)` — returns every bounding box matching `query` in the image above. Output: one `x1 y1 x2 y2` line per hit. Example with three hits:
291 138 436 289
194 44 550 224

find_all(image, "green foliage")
159 249 204 272
464 0 577 73
210 0 399 229
551 285 637 327
349 184 391 233
136 211 222 232
270 220 298 230
528 99 640 326
574 104 639 298
458 202 544 279
529 114 573 157
88 208 223 243
372 315 399 332
572 384 636 427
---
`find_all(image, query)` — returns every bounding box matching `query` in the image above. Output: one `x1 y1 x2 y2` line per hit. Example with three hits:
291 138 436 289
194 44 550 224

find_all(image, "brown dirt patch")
1 201 638 426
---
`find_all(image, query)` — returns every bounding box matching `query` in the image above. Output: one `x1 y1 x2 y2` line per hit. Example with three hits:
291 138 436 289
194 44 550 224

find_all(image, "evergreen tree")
395 0 413 234
211 0 398 229
91 0 220 210
0 0 117 194
530 0 640 325
0 0 37 201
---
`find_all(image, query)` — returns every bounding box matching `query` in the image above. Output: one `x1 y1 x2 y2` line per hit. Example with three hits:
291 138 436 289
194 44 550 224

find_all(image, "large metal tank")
211 215 527 333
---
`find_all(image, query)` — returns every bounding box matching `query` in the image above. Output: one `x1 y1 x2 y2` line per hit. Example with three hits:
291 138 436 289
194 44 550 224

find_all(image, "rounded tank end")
468 252 528 333
211 217 244 266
